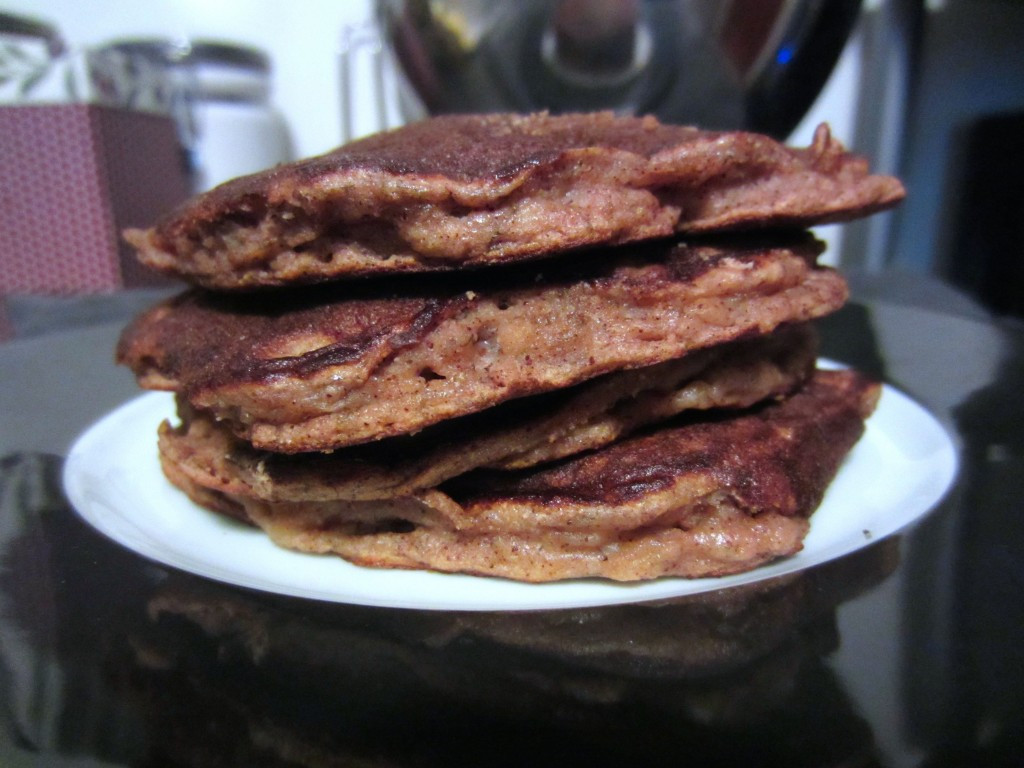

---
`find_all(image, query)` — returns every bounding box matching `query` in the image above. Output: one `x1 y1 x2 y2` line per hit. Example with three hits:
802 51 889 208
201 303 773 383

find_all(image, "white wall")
7 0 375 159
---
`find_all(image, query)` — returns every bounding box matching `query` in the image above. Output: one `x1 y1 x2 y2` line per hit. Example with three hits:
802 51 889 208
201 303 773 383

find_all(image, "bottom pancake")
163 369 879 582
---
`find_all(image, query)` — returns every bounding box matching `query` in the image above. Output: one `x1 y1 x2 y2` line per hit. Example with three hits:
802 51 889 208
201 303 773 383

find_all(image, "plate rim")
62 369 959 612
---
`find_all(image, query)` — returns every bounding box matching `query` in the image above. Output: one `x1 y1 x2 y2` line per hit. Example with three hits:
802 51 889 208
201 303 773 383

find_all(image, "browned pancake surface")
158 324 817 503
125 113 904 289
118 235 847 452
164 370 880 582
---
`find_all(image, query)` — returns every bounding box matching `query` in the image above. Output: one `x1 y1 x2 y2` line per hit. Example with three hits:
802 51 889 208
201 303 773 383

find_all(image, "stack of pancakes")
116 112 903 582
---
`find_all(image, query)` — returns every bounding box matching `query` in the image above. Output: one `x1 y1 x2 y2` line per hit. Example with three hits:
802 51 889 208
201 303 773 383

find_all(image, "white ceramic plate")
64 375 958 611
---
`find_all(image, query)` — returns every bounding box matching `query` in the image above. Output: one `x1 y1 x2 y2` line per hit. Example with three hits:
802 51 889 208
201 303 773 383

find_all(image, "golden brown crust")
450 369 879 513
118 235 847 453
125 113 904 289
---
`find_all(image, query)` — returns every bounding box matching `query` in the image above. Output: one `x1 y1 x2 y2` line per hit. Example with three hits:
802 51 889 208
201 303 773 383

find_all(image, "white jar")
0 11 70 103
88 39 295 192
185 42 294 191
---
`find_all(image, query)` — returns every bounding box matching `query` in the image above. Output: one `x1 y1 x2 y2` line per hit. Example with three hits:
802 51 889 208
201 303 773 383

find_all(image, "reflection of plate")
64 376 958 611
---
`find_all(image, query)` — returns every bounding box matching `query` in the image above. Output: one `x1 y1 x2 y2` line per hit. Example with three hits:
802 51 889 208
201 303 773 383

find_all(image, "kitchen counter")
1 277 1021 767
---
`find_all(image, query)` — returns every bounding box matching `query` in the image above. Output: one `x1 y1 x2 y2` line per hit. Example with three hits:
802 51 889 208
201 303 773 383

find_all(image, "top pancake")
125 112 904 289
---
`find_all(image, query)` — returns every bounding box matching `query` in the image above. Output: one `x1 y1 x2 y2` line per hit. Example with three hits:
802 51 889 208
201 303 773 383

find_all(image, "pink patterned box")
0 104 190 294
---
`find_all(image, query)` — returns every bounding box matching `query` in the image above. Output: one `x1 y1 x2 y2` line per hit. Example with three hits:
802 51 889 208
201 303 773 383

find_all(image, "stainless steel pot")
376 0 862 137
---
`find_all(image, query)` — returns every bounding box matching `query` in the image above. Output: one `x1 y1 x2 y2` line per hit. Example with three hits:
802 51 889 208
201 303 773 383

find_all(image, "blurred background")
2 6 1023 764
2 0 1023 312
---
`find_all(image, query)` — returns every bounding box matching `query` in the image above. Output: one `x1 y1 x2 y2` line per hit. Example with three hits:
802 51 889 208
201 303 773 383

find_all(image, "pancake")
123 113 904 289
158 323 817 503
162 369 880 582
117 234 847 453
